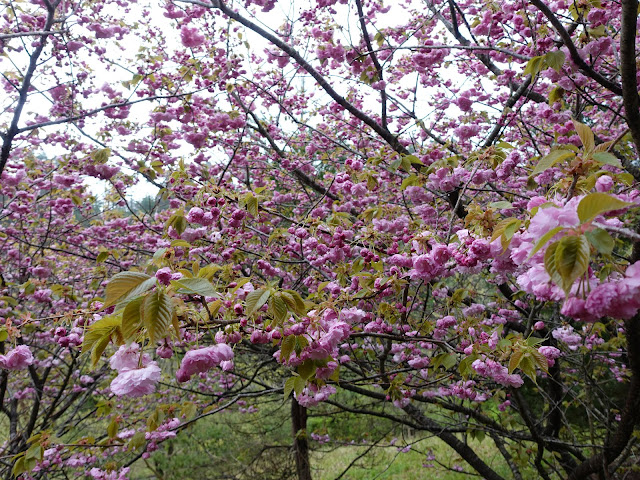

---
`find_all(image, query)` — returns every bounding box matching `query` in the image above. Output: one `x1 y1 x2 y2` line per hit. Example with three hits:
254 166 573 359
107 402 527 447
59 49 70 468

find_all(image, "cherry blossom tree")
2 0 640 478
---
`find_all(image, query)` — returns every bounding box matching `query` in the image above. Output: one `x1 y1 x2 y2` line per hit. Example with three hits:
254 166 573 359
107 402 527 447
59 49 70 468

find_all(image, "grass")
313 436 512 480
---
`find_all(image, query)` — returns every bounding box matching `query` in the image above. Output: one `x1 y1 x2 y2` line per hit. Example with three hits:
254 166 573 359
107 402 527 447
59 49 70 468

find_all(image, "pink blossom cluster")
472 358 524 388
0 345 34 370
175 343 234 382
109 343 161 397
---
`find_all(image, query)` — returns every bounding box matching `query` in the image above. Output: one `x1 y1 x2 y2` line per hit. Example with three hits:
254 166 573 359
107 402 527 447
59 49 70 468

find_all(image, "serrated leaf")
82 315 122 354
544 50 565 72
401 175 420 190
92 148 111 164
12 455 26 477
298 360 317 380
529 225 565 258
245 288 271 316
104 272 153 309
25 443 43 461
280 335 296 363
591 152 622 168
121 296 144 341
172 277 217 298
284 377 296 400
107 419 119 439
544 241 562 287
269 295 288 324
96 251 109 263
508 349 524 374
548 86 564 105
489 201 513 209
91 333 112 368
531 349 549 374
142 290 174 344
524 55 545 76
554 235 590 294
585 227 615 255
531 150 575 176
519 356 537 383
282 290 306 315
572 120 595 153
170 240 191 248
293 376 306 395
577 193 633 224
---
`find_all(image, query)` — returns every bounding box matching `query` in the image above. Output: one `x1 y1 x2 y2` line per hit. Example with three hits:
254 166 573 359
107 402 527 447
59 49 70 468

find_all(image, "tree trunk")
291 397 312 480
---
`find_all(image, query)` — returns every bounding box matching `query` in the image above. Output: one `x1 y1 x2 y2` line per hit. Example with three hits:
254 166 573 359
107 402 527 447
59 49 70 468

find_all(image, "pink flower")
0 345 34 370
109 343 151 371
175 344 234 382
180 27 205 48
110 362 161 397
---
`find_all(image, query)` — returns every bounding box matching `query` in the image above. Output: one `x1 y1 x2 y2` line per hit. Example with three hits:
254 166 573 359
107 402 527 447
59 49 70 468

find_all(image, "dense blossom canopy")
2 0 640 478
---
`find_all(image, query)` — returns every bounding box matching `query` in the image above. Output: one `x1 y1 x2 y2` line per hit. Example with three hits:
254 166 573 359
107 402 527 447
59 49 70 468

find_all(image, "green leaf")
121 296 144 341
280 335 296 362
528 225 565 258
489 201 513 209
142 290 174 344
91 333 113 368
293 376 306 395
107 419 119 439
531 150 575 176
298 360 317 380
548 86 564 105
400 175 420 190
572 120 595 153
282 290 307 315
544 241 562 287
172 277 217 298
245 288 271 316
104 272 153 308
508 349 524 374
544 50 565 72
524 55 545 76
92 148 111 164
554 235 590 294
82 315 122 356
591 152 622 168
269 295 288 324
96 251 110 263
585 227 615 255
284 377 296 399
0 328 8 342
170 239 191 248
577 193 633 224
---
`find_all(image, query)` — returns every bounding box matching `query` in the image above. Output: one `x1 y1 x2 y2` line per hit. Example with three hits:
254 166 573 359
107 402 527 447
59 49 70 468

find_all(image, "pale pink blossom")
175 344 234 382
110 362 161 397
0 345 34 370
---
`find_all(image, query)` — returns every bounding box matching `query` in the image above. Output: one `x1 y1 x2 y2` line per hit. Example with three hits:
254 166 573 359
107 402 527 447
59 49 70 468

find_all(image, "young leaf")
104 272 152 308
280 335 296 362
172 277 217 298
544 50 565 72
591 152 622 168
142 290 174 344
554 235 590 294
121 296 144 341
572 120 595 153
269 294 288 324
284 376 296 400
585 227 615 255
298 360 317 380
245 288 271 316
528 225 565 258
508 349 524 374
531 150 575 176
577 193 633 224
